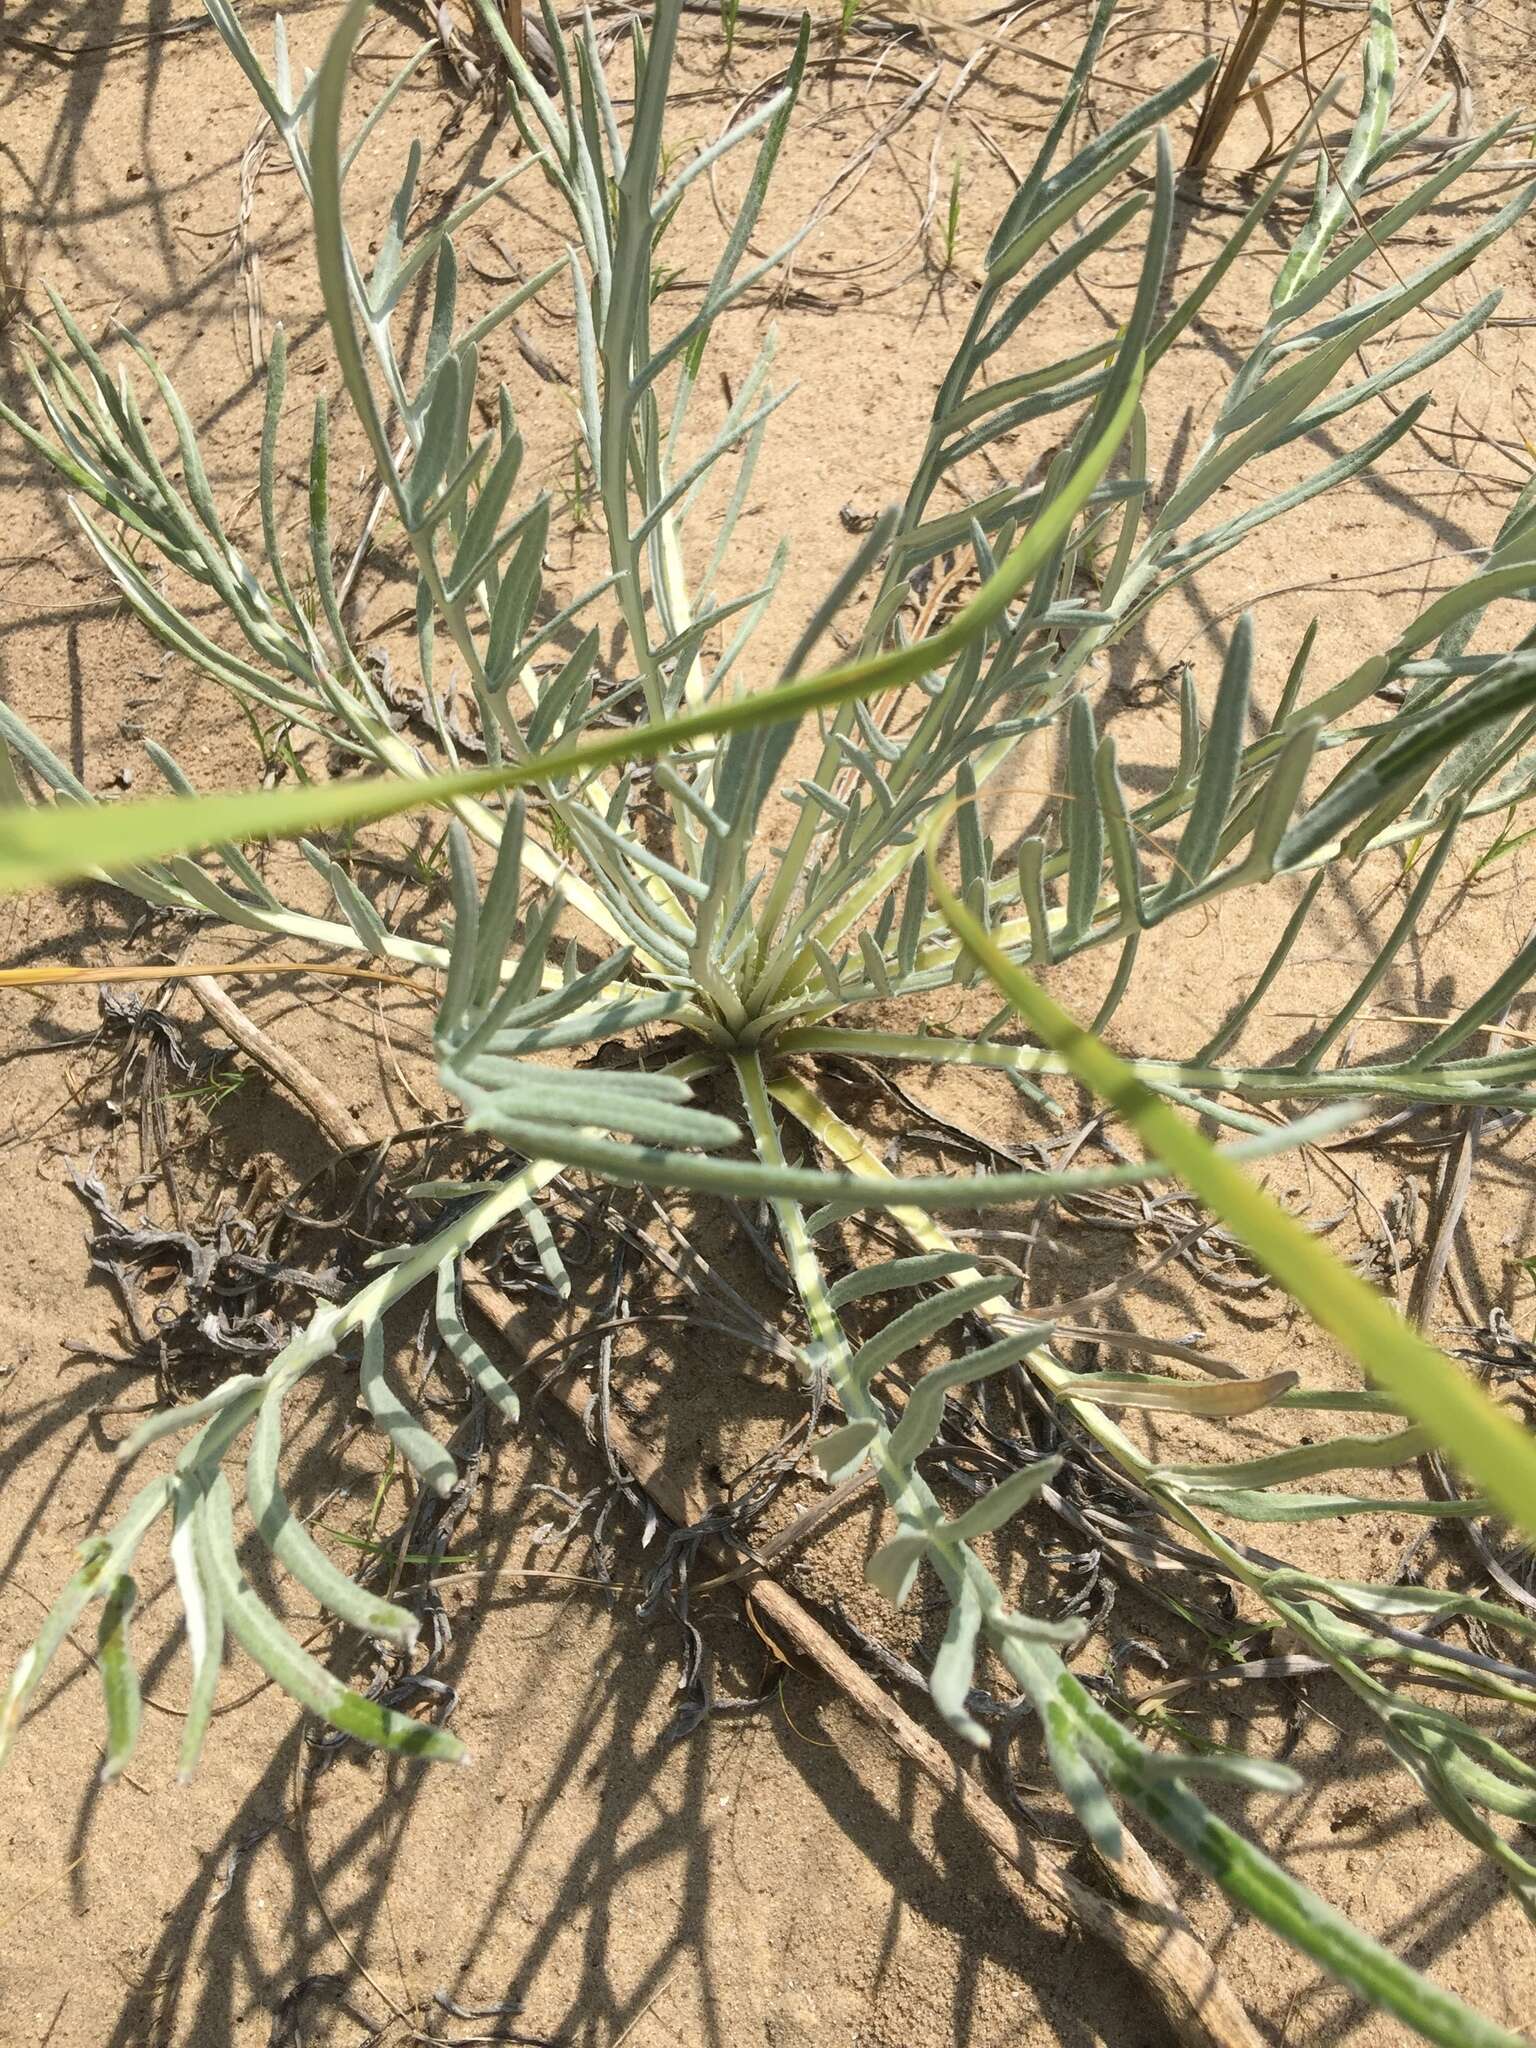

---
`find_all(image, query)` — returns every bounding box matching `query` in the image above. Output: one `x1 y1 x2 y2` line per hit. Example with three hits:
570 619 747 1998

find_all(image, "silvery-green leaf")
117 1375 264 1461
1094 735 1143 928
846 1276 1008 1391
809 1420 879 1482
1172 1488 1488 1524
989 1609 1087 1649
945 1456 1063 1544
370 138 422 308
1282 662 1536 866
885 1331 1053 1470
301 840 390 956
1135 1751 1303 1796
1045 1697 1121 1856
169 1481 225 1782
0 1475 171 1770
435 1256 521 1420
504 1185 571 1299
1161 614 1252 907
896 864 929 976
358 1322 457 1498
1063 693 1102 942
1264 1571 1536 1640
247 1380 420 1647
930 1578 987 1745
404 353 462 526
1154 1426 1428 1492
196 1473 464 1762
96 1575 143 1783
446 396 524 590
827 1253 976 1310
866 1528 930 1608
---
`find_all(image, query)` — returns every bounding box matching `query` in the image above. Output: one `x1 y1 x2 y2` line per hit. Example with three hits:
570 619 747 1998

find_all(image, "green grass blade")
0 360 1142 897
1068 1673 1528 2048
927 854 1536 1544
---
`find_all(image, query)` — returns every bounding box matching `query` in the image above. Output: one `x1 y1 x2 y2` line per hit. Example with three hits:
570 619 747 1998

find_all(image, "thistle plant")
5 2 1536 2040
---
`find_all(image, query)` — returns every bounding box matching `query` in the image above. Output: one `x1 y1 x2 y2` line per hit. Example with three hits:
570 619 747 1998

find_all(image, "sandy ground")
5 2 1536 2044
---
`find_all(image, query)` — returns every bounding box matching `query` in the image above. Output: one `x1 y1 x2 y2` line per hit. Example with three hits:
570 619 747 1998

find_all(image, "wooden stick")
186 974 376 1149
185 976 1263 2048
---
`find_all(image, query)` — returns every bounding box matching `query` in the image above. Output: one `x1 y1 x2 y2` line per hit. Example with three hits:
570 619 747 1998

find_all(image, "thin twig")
607 1962 681 2048
0 959 423 992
